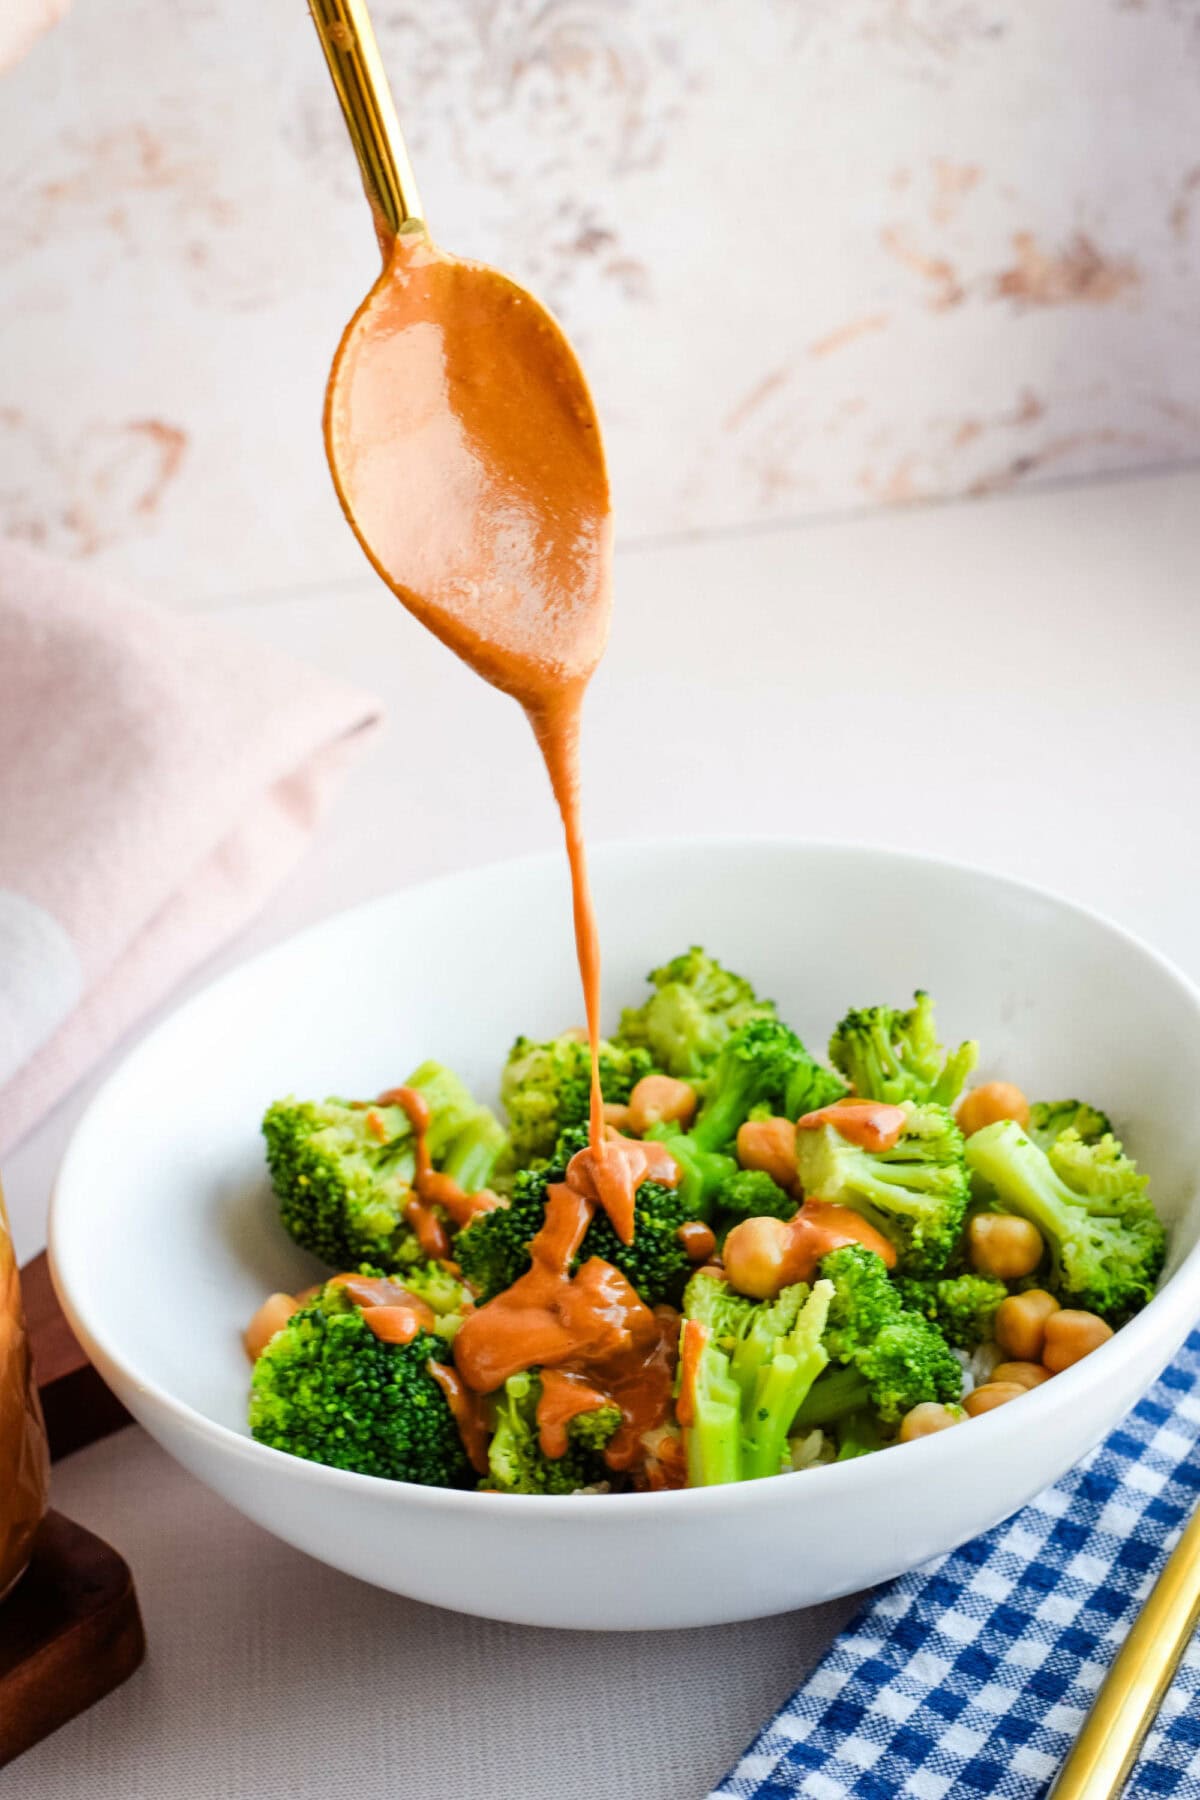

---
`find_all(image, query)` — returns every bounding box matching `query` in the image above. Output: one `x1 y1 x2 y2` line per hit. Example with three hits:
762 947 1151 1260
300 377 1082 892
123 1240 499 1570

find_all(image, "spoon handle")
308 0 424 242
1049 1496 1200 1800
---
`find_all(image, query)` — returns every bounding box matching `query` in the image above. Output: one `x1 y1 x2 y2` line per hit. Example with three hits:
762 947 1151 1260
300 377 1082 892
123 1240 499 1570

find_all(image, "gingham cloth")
710 1330 1200 1800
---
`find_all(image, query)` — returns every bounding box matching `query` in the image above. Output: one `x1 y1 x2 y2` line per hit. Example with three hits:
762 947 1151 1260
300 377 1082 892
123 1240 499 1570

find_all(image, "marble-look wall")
2 0 1198 604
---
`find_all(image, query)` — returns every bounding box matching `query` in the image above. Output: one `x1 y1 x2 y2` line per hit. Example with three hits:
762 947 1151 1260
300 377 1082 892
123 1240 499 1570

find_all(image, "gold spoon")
307 0 612 726
1049 1496 1200 1799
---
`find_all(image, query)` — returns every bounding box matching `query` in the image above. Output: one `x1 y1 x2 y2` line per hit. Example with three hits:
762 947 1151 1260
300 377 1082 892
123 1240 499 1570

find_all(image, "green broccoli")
638 1020 839 1221
249 1282 472 1486
615 947 777 1078
799 1244 963 1424
965 1121 1166 1322
689 1017 845 1152
834 1410 886 1460
715 1168 796 1223
485 1371 620 1494
896 1272 1007 1349
829 991 978 1108
263 1061 506 1271
680 1270 832 1484
456 1126 693 1305
1027 1100 1114 1154
500 1033 654 1170
793 1101 969 1275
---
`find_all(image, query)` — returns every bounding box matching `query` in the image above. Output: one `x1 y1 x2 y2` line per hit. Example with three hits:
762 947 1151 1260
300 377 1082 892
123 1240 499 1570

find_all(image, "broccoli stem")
443 1110 507 1193
792 1364 871 1429
684 1345 743 1487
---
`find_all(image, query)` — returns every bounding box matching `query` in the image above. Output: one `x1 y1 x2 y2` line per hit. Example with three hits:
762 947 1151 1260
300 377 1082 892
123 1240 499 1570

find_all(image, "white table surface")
6 466 1200 1798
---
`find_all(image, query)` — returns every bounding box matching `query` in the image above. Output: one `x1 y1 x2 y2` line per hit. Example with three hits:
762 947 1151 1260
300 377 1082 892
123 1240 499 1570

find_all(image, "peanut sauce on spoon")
326 234 613 1162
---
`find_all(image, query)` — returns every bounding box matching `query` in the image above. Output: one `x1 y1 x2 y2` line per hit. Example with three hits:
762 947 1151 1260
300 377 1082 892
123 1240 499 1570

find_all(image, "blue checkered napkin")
710 1330 1200 1800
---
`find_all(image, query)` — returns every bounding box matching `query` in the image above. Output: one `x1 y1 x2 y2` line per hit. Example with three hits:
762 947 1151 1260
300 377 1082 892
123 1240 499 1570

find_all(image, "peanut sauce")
428 1361 491 1476
380 1084 502 1272
776 1200 897 1283
535 1368 612 1459
565 1132 680 1246
326 235 614 1166
451 1181 679 1483
330 1272 439 1329
796 1099 908 1152
675 1318 709 1431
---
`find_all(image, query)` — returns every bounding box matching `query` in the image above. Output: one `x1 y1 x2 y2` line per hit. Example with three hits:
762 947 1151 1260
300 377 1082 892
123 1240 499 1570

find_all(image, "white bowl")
50 841 1200 1630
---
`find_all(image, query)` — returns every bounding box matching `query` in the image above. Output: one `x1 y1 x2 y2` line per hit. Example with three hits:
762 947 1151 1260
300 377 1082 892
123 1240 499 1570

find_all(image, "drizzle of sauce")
565 1132 679 1246
796 1099 908 1152
677 1221 718 1263
428 1361 491 1476
451 1179 679 1482
330 1272 438 1329
536 1368 612 1459
675 1318 709 1431
378 1085 502 1265
775 1199 897 1283
327 235 614 1168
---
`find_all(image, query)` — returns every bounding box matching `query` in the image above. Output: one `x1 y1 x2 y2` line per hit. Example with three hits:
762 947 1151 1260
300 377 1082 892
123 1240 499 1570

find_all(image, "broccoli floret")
805 1244 963 1423
1027 1100 1113 1154
582 1181 693 1303
690 1017 839 1152
485 1371 620 1494
615 947 777 1079
965 1121 1166 1322
500 1033 654 1170
829 991 978 1108
263 1061 503 1271
249 1283 471 1486
680 1271 832 1483
897 1272 1007 1349
793 1101 969 1276
716 1168 796 1223
457 1126 692 1305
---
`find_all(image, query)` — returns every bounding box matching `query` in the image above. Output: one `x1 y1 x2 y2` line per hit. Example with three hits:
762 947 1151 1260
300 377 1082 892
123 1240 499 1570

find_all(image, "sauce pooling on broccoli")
796 1099 908 1152
452 1148 685 1483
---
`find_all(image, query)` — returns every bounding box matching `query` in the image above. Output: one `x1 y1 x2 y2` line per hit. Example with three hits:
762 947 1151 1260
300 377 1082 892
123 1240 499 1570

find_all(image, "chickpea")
627 1074 699 1137
602 1102 632 1132
1042 1310 1113 1373
898 1402 961 1442
957 1081 1031 1138
244 1292 299 1362
994 1289 1060 1362
723 1215 791 1300
735 1117 798 1192
992 1360 1052 1390
964 1381 1026 1417
968 1213 1044 1280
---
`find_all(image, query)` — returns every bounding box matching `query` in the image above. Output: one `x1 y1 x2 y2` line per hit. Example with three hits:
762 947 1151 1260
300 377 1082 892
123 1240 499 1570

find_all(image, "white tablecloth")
6 468 1200 1797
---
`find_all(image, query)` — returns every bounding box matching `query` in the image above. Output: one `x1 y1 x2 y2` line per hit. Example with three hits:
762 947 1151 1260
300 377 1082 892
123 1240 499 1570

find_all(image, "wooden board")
0 1510 145 1767
22 1250 132 1461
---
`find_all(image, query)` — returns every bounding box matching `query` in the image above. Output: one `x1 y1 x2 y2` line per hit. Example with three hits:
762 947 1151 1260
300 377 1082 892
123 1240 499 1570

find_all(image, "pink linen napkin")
0 540 381 1155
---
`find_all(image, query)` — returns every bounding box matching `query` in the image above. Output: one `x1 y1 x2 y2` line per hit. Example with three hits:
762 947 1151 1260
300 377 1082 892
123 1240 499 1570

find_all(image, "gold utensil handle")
1050 1498 1200 1800
308 0 424 242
